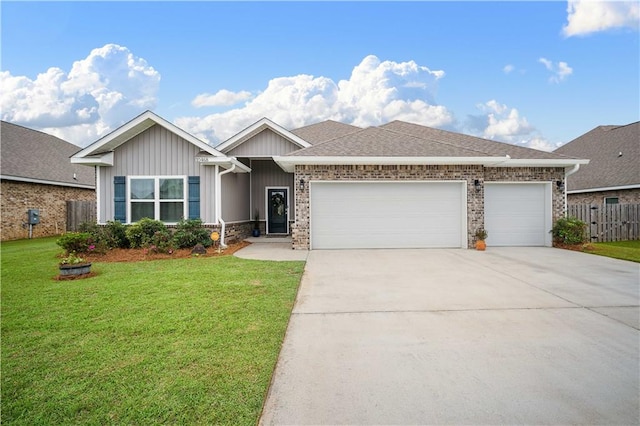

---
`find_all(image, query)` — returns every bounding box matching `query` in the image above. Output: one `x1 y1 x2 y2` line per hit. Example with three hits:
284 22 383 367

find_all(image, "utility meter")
27 209 40 225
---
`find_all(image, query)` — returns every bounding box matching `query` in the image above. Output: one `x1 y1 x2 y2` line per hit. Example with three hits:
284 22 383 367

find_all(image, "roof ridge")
1 120 82 147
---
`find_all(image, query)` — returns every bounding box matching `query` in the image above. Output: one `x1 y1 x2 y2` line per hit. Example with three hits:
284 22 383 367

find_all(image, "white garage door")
310 182 466 249
484 183 551 246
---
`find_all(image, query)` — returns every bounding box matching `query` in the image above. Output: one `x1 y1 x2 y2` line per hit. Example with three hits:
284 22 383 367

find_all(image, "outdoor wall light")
474 179 481 190
556 180 565 190
299 178 305 192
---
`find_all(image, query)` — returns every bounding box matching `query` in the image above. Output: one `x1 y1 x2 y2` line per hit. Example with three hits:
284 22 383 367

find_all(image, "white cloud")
538 57 573 83
191 89 252 107
176 55 454 144
503 64 515 74
563 0 640 37
0 44 160 146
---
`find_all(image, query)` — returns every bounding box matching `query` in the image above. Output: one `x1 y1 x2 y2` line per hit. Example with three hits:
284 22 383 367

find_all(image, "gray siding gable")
99 124 217 223
225 129 304 157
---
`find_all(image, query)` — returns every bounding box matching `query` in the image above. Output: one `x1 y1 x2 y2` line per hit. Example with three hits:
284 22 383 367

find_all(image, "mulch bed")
74 241 251 263
553 242 594 252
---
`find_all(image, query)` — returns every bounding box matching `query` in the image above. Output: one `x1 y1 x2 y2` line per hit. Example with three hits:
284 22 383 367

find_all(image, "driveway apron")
260 247 639 425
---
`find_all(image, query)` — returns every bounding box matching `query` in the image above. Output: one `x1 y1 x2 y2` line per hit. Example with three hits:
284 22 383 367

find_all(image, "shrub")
551 217 587 245
103 221 129 249
57 232 92 254
126 218 167 248
172 218 212 249
147 230 175 254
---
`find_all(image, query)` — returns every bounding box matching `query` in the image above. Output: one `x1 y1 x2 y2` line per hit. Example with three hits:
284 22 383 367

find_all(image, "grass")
1 237 305 425
584 240 640 263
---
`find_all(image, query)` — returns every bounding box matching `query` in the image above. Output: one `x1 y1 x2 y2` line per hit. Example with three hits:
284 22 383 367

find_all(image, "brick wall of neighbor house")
291 165 566 250
567 188 640 205
1 181 95 241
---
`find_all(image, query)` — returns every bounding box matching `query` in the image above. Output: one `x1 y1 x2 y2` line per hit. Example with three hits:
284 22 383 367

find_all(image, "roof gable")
554 122 639 191
71 110 224 165
216 117 311 154
1 121 95 188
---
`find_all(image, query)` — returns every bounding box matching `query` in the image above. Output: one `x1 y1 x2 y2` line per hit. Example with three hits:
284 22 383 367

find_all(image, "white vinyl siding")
310 181 466 249
484 183 551 246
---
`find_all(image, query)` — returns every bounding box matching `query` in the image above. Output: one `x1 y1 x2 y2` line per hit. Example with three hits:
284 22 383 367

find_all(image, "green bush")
57 232 92 254
103 220 129 249
147 230 175 254
77 221 129 249
126 218 167 248
551 216 587 245
172 218 212 249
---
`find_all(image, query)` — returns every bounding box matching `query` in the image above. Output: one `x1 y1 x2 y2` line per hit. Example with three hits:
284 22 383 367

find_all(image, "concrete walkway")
234 237 308 261
260 247 640 425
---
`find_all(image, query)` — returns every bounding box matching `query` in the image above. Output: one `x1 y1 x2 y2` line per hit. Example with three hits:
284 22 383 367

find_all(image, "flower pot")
475 240 486 251
59 263 92 276
252 229 260 237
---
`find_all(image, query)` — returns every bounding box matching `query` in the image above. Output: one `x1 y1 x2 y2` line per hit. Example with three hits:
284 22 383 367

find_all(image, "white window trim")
127 176 188 224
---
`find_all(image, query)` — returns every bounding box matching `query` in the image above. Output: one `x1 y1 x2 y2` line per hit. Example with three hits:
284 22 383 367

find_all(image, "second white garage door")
310 181 466 249
484 183 552 246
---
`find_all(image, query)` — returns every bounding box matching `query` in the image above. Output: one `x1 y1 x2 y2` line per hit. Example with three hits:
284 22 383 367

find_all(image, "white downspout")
563 163 581 216
216 164 236 248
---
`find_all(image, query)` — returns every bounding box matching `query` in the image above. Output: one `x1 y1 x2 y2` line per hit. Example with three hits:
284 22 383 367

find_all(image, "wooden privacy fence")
66 200 96 231
568 204 640 242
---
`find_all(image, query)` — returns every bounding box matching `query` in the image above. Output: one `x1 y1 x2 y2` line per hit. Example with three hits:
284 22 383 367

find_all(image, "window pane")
131 179 154 199
160 202 184 222
131 202 154 222
605 197 619 205
160 179 184 199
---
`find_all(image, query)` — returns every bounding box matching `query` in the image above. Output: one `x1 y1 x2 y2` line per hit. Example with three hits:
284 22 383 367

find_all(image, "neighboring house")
554 122 639 205
1 121 95 241
71 110 587 250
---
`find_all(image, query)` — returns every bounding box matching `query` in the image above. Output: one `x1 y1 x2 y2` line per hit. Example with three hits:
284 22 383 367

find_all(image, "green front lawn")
1 237 305 425
584 240 640 263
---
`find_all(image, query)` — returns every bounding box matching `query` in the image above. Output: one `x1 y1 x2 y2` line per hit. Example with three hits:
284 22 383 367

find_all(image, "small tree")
551 216 587 245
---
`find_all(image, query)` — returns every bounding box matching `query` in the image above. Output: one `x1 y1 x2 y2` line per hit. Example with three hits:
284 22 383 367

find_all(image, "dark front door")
267 188 288 234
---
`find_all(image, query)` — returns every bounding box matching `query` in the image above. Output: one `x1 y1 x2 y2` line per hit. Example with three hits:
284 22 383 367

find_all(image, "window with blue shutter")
188 176 200 220
114 176 126 222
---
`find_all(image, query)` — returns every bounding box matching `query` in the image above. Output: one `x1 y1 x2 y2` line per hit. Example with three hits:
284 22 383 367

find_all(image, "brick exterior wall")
291 165 566 250
567 188 640 205
1 180 95 241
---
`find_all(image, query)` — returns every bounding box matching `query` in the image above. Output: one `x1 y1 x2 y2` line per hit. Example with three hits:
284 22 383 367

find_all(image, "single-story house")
554 121 639 205
71 110 588 250
1 121 96 241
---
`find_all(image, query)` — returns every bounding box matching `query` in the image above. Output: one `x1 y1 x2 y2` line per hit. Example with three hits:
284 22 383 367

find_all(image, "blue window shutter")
188 176 200 220
114 176 126 222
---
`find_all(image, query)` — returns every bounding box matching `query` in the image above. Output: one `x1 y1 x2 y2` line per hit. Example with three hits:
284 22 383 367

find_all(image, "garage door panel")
311 182 465 249
485 183 550 247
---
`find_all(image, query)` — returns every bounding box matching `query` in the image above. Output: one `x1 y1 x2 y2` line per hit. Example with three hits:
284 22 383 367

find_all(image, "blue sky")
1 1 638 149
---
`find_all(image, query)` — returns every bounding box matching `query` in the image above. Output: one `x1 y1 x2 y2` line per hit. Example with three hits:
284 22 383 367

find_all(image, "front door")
267 188 288 234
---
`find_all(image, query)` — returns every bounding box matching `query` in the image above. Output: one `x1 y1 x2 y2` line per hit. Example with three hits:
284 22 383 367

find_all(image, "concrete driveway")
260 247 639 425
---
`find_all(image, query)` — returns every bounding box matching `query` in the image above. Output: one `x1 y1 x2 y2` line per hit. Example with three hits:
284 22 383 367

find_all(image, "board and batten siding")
98 124 217 223
225 129 302 157
250 160 295 220
221 172 250 222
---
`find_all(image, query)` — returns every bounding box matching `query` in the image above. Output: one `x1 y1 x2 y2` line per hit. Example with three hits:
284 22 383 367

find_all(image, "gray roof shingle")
290 120 361 145
1 121 95 188
287 120 578 160
380 121 572 160
287 126 493 157
553 122 639 191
